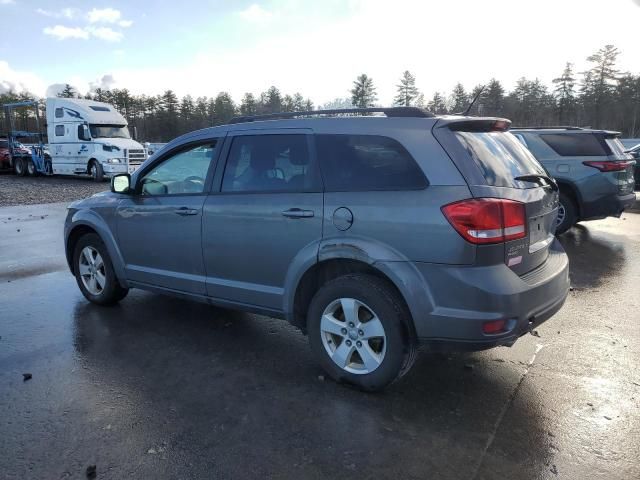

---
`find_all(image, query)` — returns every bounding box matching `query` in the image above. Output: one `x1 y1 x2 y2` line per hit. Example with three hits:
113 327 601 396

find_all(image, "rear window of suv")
539 133 607 156
316 134 427 191
453 131 546 188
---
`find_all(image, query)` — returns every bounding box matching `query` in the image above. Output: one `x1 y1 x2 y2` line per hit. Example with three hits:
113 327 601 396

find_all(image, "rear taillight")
582 160 633 172
441 198 526 245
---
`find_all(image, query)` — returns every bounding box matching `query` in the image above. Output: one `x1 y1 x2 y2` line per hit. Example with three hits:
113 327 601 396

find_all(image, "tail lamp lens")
442 198 526 244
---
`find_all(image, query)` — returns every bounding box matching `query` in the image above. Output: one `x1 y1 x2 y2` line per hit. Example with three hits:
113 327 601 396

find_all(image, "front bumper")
411 239 570 351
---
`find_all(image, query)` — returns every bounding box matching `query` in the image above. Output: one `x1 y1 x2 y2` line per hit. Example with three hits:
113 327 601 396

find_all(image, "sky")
1 0 640 106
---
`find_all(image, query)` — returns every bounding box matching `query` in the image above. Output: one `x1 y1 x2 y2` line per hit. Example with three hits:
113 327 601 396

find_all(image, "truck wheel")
73 233 129 305
307 274 417 392
14 157 26 176
89 160 104 182
26 160 37 176
556 192 577 235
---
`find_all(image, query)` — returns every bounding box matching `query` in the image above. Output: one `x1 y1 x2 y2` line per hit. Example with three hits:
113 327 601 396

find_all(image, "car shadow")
72 293 553 479
557 224 627 290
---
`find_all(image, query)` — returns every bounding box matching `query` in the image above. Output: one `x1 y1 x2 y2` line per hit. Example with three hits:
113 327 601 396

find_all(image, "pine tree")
213 92 236 124
57 84 77 98
449 83 468 113
427 92 448 114
350 74 377 109
483 79 505 116
394 70 420 106
553 63 576 125
240 93 257 116
582 45 620 127
263 86 282 113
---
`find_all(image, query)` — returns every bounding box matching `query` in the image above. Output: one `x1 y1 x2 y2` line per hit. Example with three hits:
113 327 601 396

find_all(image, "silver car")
64 108 570 391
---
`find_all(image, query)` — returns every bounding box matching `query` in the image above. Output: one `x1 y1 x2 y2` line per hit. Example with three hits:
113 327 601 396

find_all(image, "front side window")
55 125 65 136
316 134 427 191
140 142 217 195
90 124 131 139
540 133 607 156
221 134 319 192
55 108 63 118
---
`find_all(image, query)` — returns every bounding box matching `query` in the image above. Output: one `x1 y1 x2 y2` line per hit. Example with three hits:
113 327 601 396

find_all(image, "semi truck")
2 97 147 181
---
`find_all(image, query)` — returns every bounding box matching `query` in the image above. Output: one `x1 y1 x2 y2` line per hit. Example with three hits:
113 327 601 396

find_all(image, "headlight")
107 158 121 164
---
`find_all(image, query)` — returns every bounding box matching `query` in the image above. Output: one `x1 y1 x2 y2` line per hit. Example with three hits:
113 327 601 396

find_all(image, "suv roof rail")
510 126 584 131
229 106 434 124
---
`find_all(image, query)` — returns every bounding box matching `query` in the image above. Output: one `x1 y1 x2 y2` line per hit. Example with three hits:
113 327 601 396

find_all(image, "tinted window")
316 134 427 191
55 125 65 136
540 133 607 156
454 131 546 188
604 137 629 158
55 108 63 118
89 106 110 112
222 135 319 192
140 142 217 195
0 141 8 149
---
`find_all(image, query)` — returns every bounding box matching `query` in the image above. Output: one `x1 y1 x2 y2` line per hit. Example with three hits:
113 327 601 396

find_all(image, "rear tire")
14 157 26 176
73 233 129 305
556 192 577 235
89 160 104 182
307 274 416 392
26 159 37 176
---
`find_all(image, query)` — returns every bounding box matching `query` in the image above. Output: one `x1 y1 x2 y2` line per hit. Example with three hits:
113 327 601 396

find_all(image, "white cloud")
36 7 78 19
238 4 273 23
0 61 47 95
87 26 123 42
118 19 133 28
43 25 89 40
0 0 15 5
87 7 122 24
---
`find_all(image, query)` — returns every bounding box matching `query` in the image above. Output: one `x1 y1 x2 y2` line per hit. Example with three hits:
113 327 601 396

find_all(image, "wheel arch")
555 179 582 218
65 212 128 286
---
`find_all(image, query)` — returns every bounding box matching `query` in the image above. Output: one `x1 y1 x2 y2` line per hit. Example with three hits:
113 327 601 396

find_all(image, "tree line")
1 44 639 142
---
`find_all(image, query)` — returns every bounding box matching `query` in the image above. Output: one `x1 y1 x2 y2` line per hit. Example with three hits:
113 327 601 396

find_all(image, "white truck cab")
45 98 147 181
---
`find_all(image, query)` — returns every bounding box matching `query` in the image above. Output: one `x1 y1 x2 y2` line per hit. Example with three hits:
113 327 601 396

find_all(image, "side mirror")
79 124 91 141
111 173 131 193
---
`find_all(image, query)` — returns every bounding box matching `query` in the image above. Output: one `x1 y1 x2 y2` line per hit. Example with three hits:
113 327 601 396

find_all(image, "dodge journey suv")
64 107 570 391
511 127 636 234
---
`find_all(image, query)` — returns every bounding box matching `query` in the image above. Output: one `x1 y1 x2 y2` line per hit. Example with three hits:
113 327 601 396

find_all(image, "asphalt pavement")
0 202 638 479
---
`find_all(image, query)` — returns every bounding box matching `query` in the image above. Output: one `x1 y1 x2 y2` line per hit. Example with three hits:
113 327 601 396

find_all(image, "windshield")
89 124 130 139
453 131 547 188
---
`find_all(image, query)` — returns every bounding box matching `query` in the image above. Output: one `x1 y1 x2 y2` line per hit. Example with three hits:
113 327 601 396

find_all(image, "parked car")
512 127 636 233
625 143 640 189
0 138 30 171
64 108 570 391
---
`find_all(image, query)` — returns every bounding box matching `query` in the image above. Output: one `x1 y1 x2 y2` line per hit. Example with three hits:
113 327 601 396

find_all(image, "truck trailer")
3 97 147 181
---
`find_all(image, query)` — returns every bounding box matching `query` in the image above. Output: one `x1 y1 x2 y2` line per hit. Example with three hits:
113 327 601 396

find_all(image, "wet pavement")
1 203 639 480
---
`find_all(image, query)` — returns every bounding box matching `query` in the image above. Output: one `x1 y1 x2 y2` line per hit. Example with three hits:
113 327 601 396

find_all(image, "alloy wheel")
78 246 106 295
320 298 387 375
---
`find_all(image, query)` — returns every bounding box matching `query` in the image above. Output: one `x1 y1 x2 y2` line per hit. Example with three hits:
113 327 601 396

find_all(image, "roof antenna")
461 85 485 116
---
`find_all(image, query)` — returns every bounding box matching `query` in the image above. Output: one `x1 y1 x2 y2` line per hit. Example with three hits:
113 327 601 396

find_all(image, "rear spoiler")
434 117 512 132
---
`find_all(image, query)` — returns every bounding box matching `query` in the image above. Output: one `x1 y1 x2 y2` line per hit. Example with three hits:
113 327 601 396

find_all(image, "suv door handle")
282 208 314 219
175 207 199 216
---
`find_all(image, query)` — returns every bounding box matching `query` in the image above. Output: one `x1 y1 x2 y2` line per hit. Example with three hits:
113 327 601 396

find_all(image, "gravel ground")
0 173 108 207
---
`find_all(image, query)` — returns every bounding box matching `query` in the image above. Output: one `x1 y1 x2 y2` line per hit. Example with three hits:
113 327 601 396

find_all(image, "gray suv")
64 108 570 391
511 127 636 234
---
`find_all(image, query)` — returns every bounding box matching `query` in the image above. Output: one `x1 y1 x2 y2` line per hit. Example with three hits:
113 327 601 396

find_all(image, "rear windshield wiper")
514 174 559 191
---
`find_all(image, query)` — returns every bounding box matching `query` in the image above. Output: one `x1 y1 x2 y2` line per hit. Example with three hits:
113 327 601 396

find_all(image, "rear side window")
539 133 607 156
453 131 546 188
221 134 320 193
604 137 628 158
55 125 65 136
316 134 427 191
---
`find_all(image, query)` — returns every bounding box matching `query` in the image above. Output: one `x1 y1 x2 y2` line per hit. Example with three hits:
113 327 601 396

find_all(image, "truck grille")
126 149 147 163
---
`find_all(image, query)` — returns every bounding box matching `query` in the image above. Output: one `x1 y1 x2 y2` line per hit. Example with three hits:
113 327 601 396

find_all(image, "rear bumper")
409 239 570 350
581 191 636 220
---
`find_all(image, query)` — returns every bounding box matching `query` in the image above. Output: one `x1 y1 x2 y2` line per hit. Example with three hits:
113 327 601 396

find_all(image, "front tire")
26 159 37 176
556 192 577 235
307 274 416 391
89 160 104 182
73 233 128 305
14 157 26 176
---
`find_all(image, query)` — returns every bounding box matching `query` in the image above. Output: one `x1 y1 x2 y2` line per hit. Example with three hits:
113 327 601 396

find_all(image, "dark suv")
512 127 636 233
64 108 570 391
